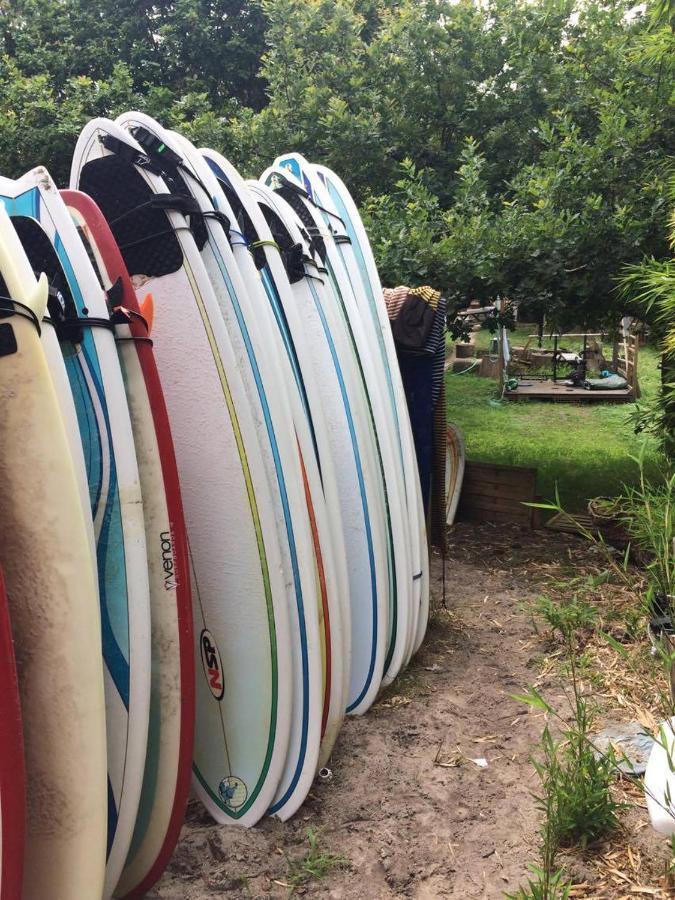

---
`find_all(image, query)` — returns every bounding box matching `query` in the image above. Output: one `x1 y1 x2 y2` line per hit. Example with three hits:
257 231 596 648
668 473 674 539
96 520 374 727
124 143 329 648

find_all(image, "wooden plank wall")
614 334 641 399
457 461 538 527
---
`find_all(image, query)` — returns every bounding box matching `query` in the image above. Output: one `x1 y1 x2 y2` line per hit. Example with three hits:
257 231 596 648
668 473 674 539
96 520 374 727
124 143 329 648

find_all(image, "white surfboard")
261 165 393 713
188 143 349 774
72 117 294 827
290 163 417 677
112 112 324 821
62 188 194 898
195 146 350 769
286 158 430 658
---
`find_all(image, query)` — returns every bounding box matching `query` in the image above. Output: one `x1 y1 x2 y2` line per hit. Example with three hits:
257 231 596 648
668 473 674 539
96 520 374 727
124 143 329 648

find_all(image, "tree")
0 0 672 331
0 0 269 107
0 58 137 184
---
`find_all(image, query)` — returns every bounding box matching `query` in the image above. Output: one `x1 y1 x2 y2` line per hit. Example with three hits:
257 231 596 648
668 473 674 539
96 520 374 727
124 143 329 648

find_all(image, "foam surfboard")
178 138 348 779
72 118 294 827
0 568 24 900
0 170 152 898
446 423 466 526
311 162 430 655
276 157 421 664
284 158 430 659
277 160 416 680
113 112 324 821
0 205 107 900
262 165 392 714
196 147 350 770
62 189 195 898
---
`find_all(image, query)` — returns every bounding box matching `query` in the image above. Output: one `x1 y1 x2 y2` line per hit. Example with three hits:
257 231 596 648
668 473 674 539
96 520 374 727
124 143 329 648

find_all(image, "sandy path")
150 525 577 898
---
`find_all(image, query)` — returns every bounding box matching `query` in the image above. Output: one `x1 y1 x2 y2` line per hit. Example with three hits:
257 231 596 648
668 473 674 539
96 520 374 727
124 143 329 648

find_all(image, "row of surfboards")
0 112 429 900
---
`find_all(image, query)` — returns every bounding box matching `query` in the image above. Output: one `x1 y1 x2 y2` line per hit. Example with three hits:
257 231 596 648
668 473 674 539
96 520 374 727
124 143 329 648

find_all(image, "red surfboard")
0 568 25 900
61 189 194 898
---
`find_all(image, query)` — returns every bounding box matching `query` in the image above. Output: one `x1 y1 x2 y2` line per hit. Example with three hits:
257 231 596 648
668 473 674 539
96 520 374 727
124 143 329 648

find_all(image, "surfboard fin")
28 273 49 323
139 293 154 335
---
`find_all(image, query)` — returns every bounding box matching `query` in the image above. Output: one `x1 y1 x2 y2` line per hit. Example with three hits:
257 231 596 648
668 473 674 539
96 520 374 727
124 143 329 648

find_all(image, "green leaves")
0 0 671 329
512 686 555 715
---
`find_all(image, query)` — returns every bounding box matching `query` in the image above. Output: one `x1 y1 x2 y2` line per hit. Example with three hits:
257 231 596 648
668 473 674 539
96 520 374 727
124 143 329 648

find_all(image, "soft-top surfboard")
197 146 350 771
262 165 393 714
446 423 466 526
113 114 324 822
71 117 294 827
279 157 430 660
0 169 152 898
0 204 107 900
173 136 348 787
62 189 195 898
0 567 25 900
112 112 324 822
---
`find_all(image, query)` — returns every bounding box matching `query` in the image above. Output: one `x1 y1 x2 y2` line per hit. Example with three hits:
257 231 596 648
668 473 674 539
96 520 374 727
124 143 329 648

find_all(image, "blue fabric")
397 351 434 513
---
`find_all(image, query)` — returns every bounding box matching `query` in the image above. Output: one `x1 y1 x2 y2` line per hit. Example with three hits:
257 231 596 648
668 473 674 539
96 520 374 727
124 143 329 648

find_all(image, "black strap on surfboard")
102 131 231 249
129 126 232 241
48 307 151 345
212 173 268 268
0 295 42 335
262 180 327 268
257 208 306 284
44 278 135 340
48 313 114 336
304 193 346 228
270 169 346 228
302 256 326 284
108 193 203 226
314 202 346 228
108 193 228 254
280 171 347 226
274 186 327 264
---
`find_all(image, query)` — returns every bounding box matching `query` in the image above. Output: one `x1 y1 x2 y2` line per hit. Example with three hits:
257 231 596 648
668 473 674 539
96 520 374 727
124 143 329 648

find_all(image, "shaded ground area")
151 525 671 899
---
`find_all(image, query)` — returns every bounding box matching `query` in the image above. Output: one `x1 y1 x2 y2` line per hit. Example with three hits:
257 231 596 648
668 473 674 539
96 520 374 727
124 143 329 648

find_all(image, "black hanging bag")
392 291 436 351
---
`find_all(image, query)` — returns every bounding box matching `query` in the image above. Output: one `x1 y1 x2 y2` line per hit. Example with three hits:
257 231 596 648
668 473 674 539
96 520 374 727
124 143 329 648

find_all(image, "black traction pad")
11 217 80 339
79 154 184 278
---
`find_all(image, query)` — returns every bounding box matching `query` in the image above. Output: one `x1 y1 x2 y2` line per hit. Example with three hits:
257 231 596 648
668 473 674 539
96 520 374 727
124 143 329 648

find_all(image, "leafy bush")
619 459 675 599
1 0 672 330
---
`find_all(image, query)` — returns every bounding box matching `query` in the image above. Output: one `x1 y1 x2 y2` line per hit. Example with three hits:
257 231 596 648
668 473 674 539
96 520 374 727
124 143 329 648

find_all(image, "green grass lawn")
446 333 663 513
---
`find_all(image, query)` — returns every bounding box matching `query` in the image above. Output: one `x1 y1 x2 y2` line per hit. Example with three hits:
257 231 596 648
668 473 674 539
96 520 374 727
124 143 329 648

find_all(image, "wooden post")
496 296 505 384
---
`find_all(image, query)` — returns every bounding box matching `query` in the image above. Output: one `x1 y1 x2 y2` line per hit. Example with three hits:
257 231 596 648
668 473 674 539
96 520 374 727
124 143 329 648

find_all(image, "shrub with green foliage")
0 0 672 328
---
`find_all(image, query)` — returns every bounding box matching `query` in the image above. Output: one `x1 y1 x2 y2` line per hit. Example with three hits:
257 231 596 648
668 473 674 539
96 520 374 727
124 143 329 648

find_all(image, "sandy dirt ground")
149 524 670 899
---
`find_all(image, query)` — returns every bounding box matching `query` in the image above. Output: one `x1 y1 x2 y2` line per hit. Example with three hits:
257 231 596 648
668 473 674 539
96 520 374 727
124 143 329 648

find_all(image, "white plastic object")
644 718 675 835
